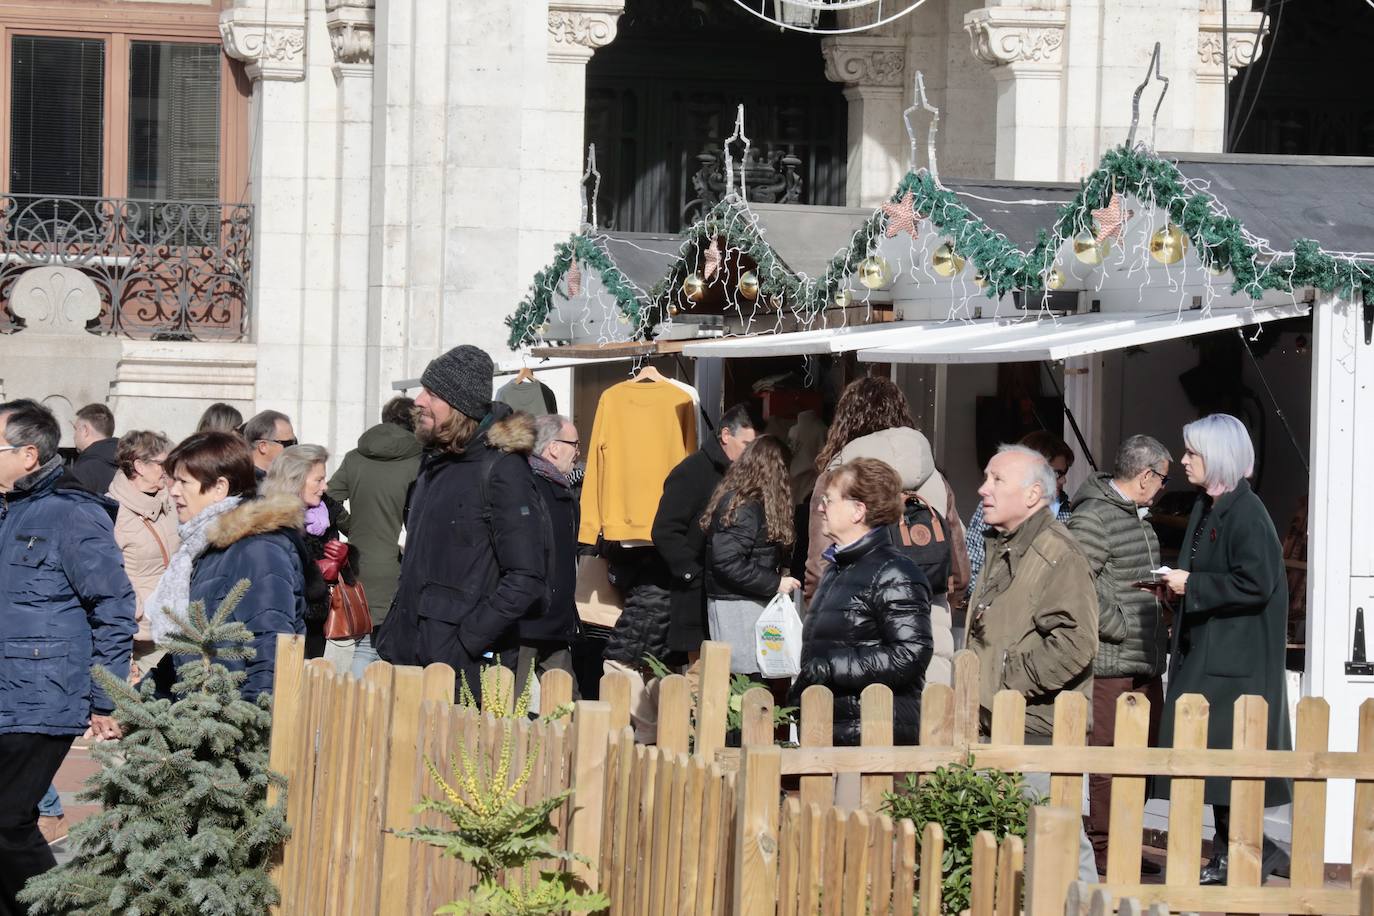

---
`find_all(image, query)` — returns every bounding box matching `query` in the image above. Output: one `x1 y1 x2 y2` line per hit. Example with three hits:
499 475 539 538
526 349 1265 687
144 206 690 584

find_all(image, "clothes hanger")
514 366 535 384
630 357 663 383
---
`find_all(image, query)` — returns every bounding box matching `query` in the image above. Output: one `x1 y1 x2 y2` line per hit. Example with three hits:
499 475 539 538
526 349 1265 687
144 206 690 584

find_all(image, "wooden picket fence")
266 634 1374 915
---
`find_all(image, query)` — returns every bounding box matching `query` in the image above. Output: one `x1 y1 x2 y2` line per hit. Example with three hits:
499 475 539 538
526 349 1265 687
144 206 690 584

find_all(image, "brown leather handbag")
324 577 372 640
317 540 372 640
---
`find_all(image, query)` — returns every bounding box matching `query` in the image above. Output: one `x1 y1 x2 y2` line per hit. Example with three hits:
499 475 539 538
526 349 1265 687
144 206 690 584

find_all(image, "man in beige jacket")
965 443 1099 882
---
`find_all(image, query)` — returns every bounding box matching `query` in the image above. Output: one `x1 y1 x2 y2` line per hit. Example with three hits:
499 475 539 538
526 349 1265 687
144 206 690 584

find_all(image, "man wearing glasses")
1066 434 1173 878
0 400 135 909
509 414 583 698
240 409 297 481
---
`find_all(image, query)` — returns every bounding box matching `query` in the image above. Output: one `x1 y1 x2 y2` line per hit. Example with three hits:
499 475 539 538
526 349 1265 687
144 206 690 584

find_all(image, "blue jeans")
349 634 380 679
38 783 62 818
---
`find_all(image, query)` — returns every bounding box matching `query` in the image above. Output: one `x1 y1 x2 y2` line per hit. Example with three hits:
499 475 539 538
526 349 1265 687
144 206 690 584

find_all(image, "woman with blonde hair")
263 444 354 664
701 435 799 675
107 430 179 681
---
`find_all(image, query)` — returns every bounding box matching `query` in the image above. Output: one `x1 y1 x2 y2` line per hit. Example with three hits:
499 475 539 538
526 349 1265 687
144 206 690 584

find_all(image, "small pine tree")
401 667 609 916
19 579 290 916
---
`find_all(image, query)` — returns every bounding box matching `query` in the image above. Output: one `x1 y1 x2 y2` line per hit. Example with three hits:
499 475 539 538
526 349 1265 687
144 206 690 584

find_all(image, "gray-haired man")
505 413 581 696
965 443 1099 884
1067 434 1172 876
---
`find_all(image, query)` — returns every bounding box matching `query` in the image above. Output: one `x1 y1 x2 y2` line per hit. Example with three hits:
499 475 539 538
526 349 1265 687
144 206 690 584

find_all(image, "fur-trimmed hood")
208 495 305 549
483 411 536 456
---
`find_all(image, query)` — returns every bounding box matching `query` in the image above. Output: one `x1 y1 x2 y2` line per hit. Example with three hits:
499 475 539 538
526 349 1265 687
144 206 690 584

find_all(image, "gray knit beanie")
420 345 494 420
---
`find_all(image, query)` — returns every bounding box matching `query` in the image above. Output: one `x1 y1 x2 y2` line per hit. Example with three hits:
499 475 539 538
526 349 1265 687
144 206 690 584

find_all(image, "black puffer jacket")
601 545 672 666
792 526 934 745
704 496 785 600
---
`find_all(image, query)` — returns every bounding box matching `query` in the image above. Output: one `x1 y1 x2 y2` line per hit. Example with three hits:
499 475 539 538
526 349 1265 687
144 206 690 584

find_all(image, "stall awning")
856 303 1310 365
681 321 932 358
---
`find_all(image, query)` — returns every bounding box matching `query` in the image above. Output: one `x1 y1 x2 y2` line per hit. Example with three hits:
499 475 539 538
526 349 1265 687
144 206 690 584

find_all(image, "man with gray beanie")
375 345 547 696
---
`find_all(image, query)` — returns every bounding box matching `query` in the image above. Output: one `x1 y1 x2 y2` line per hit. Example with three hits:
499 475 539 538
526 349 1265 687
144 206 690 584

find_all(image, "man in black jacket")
651 403 759 660
509 413 581 698
71 403 119 494
375 345 545 697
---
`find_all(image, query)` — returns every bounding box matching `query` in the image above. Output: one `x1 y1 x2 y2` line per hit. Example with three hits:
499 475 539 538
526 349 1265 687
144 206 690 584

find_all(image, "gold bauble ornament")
1046 268 1066 290
834 288 854 309
738 270 760 301
1149 225 1188 265
857 255 892 290
932 242 965 278
1072 231 1111 266
668 304 679 316
682 272 707 302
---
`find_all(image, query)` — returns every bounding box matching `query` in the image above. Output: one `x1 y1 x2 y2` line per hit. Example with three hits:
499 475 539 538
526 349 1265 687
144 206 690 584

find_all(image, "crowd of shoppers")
0 340 1296 909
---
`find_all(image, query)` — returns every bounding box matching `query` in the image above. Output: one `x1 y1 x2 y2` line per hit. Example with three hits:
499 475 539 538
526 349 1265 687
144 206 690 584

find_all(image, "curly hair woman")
701 435 799 674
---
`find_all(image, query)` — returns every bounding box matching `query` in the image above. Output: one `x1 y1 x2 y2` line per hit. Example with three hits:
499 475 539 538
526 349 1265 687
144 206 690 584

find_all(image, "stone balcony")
0 194 253 342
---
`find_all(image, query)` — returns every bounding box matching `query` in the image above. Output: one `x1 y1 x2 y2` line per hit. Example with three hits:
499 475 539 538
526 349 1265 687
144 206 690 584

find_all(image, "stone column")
220 0 311 432
821 36 907 208
1195 0 1268 152
326 0 376 434
964 3 1067 181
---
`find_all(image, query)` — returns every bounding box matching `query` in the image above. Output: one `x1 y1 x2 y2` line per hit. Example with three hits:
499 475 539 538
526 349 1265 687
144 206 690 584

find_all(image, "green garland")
505 232 647 350
508 145 1371 351
883 145 1374 300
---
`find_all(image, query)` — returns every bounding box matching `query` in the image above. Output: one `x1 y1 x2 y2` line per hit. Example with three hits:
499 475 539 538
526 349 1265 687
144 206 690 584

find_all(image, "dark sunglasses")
262 438 298 448
1145 468 1170 486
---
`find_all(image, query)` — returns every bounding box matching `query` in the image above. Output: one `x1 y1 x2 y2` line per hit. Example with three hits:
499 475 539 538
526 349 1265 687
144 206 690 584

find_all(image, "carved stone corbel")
325 0 375 69
547 0 625 65
1197 5 1268 83
964 7 1067 75
219 4 307 82
821 36 906 90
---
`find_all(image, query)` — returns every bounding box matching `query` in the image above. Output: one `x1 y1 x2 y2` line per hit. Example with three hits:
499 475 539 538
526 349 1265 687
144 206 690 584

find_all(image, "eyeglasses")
1145 468 1171 486
0 444 29 454
556 438 580 450
819 493 859 508
260 438 298 448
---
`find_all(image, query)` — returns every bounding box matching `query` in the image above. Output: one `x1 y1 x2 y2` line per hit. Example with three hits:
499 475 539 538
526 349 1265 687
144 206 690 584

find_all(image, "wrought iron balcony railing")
0 194 253 341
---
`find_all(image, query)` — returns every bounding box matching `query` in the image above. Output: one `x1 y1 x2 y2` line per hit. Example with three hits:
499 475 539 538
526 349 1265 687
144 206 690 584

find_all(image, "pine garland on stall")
18 580 289 916
505 233 646 349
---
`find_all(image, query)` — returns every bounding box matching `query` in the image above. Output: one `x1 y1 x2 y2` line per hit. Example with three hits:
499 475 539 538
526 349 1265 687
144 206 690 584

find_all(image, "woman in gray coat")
1157 413 1291 885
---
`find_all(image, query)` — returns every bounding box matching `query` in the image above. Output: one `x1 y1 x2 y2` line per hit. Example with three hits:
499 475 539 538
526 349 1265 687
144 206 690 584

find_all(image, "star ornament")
881 190 921 240
565 257 582 296
1091 191 1134 244
703 237 723 280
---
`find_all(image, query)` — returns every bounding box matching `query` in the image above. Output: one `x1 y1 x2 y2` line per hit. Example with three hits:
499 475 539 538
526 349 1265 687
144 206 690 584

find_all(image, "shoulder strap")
140 516 171 567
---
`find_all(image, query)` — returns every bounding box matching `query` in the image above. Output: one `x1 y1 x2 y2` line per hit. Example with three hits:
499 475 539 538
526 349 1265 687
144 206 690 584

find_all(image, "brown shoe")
39 814 67 846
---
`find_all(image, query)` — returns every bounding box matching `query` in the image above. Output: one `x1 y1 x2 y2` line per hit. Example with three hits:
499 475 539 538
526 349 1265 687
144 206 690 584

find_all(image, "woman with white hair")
264 444 354 664
1155 413 1291 885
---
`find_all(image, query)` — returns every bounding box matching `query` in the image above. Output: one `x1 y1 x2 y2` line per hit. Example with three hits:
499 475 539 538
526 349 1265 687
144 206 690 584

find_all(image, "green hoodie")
1065 473 1168 680
326 422 423 625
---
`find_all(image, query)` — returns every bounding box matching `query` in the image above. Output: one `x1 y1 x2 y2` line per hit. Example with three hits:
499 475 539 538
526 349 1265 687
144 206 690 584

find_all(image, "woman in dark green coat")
1157 413 1291 885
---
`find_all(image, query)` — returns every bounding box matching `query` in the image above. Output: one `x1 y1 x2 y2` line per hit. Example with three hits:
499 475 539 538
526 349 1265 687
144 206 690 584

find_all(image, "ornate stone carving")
1197 9 1268 82
964 8 1066 72
325 0 375 68
219 6 307 81
821 37 906 88
10 267 102 334
548 0 625 64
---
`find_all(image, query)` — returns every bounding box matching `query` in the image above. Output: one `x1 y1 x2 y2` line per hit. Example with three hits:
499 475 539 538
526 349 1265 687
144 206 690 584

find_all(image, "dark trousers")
502 641 581 705
1086 674 1163 867
0 733 75 915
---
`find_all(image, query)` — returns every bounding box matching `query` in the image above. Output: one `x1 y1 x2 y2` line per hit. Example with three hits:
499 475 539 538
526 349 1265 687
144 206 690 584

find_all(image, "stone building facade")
0 0 1267 455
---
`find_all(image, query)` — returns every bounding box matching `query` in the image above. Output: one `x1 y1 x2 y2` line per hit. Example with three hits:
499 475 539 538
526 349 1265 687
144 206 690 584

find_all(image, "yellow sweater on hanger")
578 378 697 544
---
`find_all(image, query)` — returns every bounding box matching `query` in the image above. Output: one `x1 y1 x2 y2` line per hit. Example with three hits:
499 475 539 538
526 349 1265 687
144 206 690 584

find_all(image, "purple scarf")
305 502 330 536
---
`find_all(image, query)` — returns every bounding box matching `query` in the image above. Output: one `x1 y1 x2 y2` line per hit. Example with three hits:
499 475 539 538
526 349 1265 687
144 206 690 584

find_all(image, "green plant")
642 654 798 746
880 757 1039 916
19 580 289 916
400 667 608 916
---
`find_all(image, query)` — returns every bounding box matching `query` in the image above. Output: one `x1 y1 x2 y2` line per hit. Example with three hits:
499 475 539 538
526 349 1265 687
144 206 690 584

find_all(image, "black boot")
1199 853 1228 885
1199 838 1290 885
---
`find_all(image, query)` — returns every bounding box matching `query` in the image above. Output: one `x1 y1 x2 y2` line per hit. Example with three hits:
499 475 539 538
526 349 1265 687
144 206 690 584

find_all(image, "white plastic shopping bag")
755 592 803 679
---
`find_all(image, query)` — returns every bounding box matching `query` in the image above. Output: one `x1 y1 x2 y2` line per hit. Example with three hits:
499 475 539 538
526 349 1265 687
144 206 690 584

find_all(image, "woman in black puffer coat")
794 457 933 745
702 436 800 675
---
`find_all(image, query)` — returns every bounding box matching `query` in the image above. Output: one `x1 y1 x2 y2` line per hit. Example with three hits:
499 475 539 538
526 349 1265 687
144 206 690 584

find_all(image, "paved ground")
47 741 102 867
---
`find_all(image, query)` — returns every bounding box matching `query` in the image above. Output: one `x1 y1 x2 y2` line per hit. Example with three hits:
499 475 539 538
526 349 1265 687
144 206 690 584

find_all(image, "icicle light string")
506 145 1373 349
